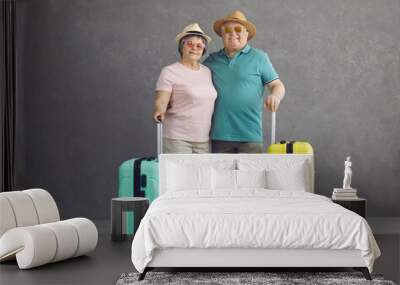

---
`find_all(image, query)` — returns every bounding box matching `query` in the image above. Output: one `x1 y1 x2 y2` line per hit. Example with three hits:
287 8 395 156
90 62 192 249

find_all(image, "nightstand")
332 198 366 218
111 197 149 242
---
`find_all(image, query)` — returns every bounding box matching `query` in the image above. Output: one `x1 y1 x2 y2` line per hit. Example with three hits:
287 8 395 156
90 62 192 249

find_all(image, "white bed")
131 154 380 280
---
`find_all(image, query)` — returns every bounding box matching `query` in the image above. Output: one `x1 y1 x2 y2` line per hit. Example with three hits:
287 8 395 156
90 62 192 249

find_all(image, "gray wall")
15 0 400 219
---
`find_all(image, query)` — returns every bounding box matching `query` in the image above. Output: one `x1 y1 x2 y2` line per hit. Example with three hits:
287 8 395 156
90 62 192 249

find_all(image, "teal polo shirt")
203 44 279 142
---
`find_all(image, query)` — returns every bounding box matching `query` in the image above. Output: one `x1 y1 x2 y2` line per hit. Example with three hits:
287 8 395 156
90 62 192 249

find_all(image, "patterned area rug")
116 271 396 285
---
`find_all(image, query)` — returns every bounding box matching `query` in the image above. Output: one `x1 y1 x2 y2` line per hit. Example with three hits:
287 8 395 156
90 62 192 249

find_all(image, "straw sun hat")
175 23 212 44
213 10 256 40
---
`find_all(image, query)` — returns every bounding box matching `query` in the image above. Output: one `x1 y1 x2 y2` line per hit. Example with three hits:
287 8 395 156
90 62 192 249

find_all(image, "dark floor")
1 220 399 285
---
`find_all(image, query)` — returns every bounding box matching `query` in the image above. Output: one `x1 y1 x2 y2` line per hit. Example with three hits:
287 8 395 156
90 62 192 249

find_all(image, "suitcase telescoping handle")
270 111 276 145
157 122 163 157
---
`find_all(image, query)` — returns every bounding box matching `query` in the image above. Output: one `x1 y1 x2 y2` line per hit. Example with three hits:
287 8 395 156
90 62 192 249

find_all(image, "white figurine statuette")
342 156 352 189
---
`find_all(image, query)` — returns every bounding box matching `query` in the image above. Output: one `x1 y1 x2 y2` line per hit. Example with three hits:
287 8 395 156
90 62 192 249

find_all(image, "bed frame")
141 248 370 280
138 154 371 280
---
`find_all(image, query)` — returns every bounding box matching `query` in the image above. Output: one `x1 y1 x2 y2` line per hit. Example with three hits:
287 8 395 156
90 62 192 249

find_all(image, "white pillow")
236 169 267 189
237 158 311 192
167 162 212 191
266 163 308 191
211 168 237 190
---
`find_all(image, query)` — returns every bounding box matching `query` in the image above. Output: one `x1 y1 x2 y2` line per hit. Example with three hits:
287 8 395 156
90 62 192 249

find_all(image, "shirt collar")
219 44 251 56
241 44 251 54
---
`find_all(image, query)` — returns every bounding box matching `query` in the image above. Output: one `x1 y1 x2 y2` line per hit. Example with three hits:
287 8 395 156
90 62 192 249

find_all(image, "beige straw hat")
175 23 212 44
213 10 256 40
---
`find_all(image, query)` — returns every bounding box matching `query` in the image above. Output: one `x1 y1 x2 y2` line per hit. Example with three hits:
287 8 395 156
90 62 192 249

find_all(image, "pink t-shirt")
155 62 217 142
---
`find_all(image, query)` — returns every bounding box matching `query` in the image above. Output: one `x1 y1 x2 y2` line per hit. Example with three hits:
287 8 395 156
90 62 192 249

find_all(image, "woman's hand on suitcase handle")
265 94 281 112
153 91 171 123
153 111 165 123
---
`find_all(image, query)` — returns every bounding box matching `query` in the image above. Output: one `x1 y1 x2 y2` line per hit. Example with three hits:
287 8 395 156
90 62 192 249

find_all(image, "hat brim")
175 32 212 44
213 18 256 40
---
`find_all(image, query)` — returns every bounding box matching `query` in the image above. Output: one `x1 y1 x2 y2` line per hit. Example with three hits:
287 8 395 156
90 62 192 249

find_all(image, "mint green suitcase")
117 124 162 234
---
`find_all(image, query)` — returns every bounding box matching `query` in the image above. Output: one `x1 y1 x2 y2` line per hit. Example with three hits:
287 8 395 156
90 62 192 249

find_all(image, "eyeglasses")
223 26 244 34
185 41 205 50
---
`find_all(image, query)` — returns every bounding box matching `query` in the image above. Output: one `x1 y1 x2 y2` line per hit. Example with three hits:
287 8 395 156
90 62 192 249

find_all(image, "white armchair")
0 189 98 269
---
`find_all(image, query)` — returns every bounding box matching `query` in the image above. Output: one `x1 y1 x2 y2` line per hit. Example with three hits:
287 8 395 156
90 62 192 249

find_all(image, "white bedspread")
131 190 380 273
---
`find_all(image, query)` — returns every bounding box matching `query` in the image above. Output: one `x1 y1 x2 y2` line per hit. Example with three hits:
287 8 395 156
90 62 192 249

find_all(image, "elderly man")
204 11 286 153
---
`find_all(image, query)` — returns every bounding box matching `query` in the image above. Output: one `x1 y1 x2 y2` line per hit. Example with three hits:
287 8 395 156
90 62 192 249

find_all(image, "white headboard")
159 154 314 194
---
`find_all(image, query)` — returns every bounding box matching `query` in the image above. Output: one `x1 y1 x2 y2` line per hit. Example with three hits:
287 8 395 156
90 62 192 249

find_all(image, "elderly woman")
153 23 217 153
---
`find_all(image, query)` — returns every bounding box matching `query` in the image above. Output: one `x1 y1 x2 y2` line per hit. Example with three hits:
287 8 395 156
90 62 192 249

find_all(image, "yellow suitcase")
267 140 313 154
266 112 313 154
